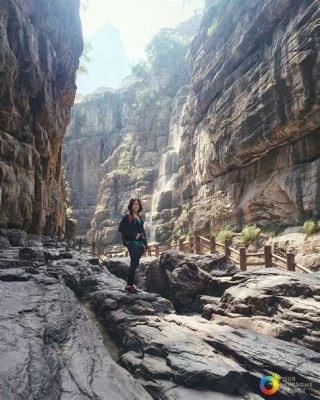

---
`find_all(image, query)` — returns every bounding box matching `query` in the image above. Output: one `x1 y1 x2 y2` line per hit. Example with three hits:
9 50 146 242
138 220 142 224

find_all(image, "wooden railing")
56 227 312 274
125 234 312 273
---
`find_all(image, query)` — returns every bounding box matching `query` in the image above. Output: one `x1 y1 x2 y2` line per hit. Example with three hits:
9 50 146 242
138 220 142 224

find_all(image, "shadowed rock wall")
0 0 83 235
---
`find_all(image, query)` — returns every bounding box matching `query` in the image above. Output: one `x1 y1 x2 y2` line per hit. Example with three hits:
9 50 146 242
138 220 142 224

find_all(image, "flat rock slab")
51 250 320 399
1 241 320 399
201 268 320 351
0 247 152 399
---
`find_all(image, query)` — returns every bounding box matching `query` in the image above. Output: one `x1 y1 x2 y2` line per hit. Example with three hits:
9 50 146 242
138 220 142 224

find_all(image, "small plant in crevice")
303 220 320 236
240 224 261 245
212 225 235 242
216 225 235 242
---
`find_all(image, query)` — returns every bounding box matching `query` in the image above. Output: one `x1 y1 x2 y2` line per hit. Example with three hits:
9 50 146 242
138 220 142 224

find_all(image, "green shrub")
136 88 157 108
212 225 235 242
146 28 189 71
303 220 320 236
131 60 150 81
110 141 134 174
240 225 261 245
77 39 92 76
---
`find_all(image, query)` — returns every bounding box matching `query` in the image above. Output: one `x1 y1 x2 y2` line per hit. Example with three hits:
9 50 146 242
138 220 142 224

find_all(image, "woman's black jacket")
118 213 148 249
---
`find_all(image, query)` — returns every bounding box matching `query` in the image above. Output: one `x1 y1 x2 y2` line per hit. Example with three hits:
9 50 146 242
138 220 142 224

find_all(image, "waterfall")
145 87 188 243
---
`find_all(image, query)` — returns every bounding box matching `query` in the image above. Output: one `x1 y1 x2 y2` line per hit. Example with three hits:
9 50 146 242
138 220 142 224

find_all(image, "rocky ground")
1 228 319 399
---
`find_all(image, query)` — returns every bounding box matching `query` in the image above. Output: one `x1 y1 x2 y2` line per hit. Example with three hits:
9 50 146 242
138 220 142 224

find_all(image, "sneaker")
132 284 140 292
125 285 138 294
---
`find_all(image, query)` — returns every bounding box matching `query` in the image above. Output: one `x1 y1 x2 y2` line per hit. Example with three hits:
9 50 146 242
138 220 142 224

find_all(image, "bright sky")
80 0 204 60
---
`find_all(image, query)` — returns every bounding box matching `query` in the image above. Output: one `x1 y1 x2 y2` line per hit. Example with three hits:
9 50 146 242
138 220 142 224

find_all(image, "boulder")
146 249 239 311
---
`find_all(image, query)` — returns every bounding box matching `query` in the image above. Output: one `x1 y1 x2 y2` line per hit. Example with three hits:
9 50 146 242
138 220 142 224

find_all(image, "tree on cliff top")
145 28 189 71
78 39 93 76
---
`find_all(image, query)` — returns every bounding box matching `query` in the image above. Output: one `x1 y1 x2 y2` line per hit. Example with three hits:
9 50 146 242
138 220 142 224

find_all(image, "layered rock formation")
174 0 320 234
0 0 83 235
63 89 124 236
64 18 199 245
65 0 320 249
1 233 319 399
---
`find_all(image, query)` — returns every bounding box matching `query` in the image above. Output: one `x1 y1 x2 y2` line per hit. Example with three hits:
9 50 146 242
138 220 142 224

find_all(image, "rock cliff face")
174 0 320 235
65 1 319 247
64 19 198 245
0 0 83 235
64 90 125 236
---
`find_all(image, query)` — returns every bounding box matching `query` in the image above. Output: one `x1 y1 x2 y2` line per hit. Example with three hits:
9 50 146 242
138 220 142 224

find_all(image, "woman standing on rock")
118 197 148 293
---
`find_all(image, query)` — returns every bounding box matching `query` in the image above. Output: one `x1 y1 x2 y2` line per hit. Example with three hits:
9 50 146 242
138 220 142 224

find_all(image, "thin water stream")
145 87 188 242
79 299 119 362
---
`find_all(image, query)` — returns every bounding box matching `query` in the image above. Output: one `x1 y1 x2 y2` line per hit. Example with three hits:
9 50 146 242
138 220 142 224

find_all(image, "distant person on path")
118 197 148 293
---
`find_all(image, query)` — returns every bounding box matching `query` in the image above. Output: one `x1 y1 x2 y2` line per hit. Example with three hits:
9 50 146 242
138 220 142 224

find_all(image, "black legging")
126 242 144 285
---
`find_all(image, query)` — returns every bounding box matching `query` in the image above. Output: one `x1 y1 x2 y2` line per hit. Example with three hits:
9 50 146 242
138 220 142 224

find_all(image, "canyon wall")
173 0 320 237
65 0 319 247
64 18 199 246
64 90 124 236
0 0 83 235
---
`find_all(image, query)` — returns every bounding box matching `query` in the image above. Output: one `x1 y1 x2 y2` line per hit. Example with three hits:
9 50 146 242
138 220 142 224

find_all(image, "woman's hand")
135 233 141 239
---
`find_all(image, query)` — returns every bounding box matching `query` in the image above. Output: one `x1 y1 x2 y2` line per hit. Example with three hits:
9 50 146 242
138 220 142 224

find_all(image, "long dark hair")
127 197 144 220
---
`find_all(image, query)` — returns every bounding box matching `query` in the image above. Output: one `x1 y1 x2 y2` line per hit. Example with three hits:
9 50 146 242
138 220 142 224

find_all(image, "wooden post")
224 239 231 257
168 242 171 249
286 253 295 271
57 226 62 241
189 236 194 253
239 247 247 271
155 244 159 257
195 235 201 254
179 239 184 252
125 250 128 257
264 245 272 268
92 242 96 257
210 235 216 253
78 238 82 251
147 247 151 256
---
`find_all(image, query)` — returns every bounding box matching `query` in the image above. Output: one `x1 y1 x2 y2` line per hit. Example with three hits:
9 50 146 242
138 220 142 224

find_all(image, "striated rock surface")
0 0 83 235
200 268 320 352
174 0 320 234
44 246 320 399
1 232 320 399
64 1 320 249
64 75 190 246
63 89 127 236
63 18 200 246
146 249 239 311
0 232 151 399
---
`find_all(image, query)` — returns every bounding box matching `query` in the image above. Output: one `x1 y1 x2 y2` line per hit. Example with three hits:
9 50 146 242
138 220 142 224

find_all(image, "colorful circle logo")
260 375 280 395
